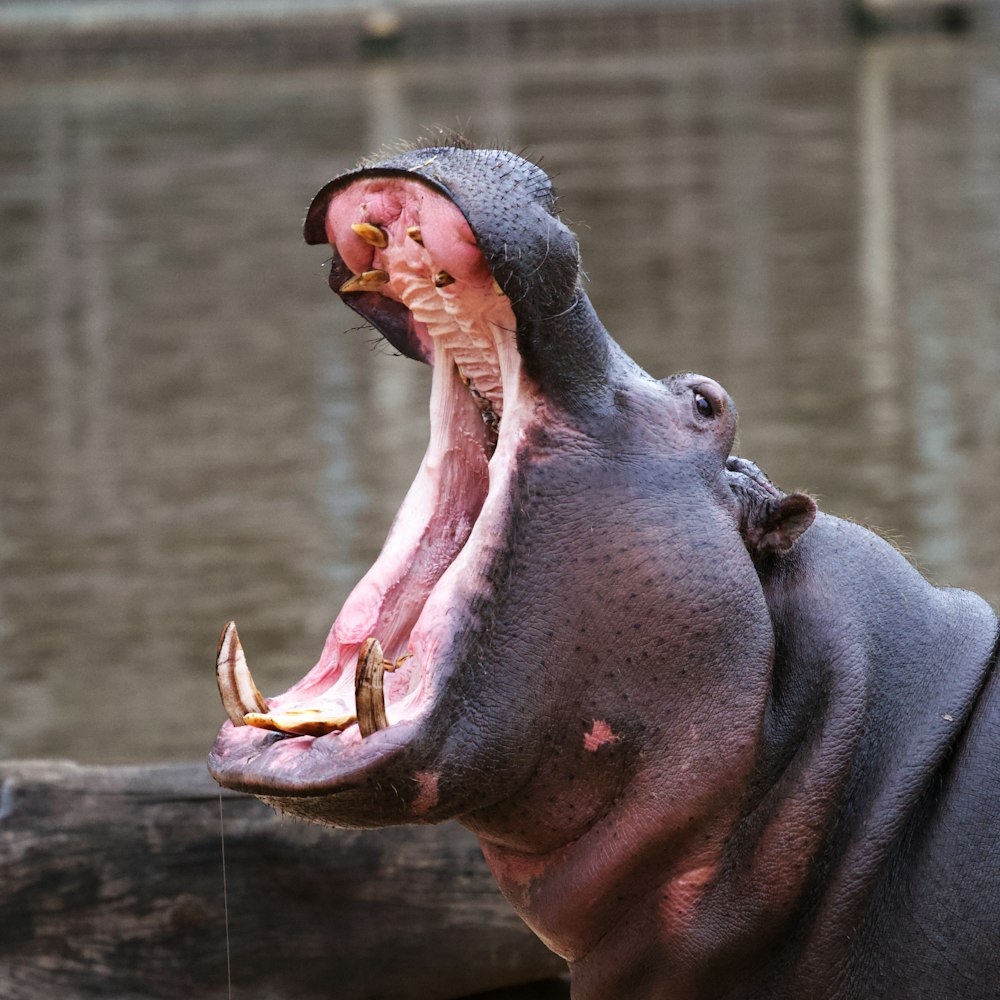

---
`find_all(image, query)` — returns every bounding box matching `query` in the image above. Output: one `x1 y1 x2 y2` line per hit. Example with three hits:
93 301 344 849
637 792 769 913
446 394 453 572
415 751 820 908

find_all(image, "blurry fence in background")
3 0 998 74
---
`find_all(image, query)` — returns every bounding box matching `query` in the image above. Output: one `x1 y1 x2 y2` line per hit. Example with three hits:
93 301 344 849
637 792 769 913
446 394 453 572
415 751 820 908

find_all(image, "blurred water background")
2 0 999 763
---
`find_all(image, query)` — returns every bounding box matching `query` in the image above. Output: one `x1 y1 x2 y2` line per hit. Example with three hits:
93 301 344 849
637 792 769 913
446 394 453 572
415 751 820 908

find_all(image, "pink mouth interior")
266 178 529 745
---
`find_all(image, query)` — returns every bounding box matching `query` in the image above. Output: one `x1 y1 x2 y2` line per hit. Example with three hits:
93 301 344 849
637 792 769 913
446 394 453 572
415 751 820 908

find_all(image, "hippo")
210 141 1000 999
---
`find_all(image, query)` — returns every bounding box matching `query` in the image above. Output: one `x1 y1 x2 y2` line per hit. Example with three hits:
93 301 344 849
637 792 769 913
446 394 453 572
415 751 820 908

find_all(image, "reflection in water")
1 40 998 762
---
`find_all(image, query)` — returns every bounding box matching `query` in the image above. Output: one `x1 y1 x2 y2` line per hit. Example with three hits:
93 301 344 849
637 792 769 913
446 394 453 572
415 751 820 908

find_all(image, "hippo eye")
693 390 716 419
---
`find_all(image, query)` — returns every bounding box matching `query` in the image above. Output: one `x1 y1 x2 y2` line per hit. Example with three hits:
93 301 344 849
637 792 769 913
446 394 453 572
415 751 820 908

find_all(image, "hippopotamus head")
209 140 817 969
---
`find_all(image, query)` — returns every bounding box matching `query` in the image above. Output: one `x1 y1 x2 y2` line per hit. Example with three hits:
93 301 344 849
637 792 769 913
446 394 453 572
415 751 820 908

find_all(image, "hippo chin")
210 142 1000 999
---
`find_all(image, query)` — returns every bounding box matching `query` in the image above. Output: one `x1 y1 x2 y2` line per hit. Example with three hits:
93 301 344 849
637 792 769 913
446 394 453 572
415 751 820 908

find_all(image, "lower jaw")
209 713 425 802
210 366 540 809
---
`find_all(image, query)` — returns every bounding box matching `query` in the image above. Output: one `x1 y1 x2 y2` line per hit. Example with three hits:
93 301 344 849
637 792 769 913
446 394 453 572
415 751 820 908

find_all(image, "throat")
473 779 735 963
478 824 732 1000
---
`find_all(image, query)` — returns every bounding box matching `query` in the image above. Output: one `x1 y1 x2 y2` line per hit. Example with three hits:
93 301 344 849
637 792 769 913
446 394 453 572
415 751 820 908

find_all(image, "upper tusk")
351 222 388 248
340 269 390 294
216 621 268 726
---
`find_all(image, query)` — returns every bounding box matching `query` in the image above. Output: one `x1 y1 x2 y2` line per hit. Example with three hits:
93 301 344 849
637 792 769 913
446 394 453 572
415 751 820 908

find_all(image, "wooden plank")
0 761 567 1000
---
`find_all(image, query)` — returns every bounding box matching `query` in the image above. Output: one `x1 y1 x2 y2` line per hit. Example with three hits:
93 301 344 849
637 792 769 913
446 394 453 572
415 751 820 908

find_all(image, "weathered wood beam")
0 761 568 1000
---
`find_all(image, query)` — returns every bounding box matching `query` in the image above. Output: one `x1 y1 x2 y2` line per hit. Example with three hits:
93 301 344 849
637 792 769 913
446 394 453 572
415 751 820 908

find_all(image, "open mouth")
212 173 535 787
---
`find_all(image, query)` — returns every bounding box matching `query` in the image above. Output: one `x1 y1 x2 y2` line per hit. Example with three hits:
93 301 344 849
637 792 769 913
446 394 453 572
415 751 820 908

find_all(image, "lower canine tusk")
355 637 390 737
216 621 268 726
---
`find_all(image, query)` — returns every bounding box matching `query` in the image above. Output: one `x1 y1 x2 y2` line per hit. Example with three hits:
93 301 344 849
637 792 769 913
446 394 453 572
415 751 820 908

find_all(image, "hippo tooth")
405 225 423 245
492 278 503 295
350 222 388 248
216 622 268 726
340 269 390 294
434 271 455 288
243 708 357 737
355 637 390 737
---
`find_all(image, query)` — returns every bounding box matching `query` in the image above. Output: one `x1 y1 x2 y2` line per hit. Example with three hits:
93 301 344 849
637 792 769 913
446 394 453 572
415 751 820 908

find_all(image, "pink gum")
325 179 492 288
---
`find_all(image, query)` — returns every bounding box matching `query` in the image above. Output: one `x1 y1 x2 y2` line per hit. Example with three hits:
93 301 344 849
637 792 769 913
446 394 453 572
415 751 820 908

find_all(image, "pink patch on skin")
412 771 440 816
659 865 715 933
480 842 549 891
583 719 620 752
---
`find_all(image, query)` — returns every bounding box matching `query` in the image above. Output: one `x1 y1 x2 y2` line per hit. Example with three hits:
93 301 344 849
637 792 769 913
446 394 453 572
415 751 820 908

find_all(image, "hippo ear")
744 492 816 556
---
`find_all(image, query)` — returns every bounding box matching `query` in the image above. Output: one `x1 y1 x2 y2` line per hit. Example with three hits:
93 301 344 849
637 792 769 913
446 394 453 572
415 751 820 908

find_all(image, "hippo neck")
743 513 999 990
475 513 999 999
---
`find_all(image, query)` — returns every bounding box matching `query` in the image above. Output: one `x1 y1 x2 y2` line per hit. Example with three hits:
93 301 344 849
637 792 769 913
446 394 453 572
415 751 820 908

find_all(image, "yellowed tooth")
339 269 390 294
351 222 388 248
434 271 455 288
355 637 390 737
216 621 267 726
243 708 357 737
405 226 423 245
492 277 504 295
